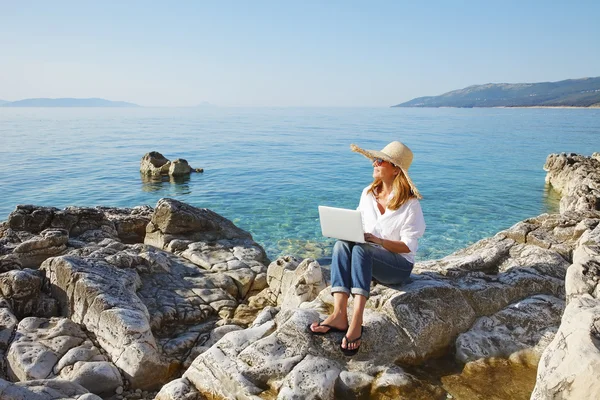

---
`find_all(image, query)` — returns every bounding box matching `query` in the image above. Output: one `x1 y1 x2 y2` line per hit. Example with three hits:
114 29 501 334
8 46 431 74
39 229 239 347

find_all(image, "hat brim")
351 144 422 199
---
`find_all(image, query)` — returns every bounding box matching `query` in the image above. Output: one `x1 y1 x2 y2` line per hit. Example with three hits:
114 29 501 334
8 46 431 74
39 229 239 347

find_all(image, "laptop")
318 205 365 243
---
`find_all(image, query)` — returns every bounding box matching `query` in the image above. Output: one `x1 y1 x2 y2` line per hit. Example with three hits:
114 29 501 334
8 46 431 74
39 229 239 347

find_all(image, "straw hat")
350 141 422 199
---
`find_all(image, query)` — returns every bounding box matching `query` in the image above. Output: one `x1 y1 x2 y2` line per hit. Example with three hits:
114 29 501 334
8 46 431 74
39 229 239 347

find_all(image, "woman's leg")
341 244 412 348
370 250 413 285
310 240 353 333
341 294 366 351
330 240 353 296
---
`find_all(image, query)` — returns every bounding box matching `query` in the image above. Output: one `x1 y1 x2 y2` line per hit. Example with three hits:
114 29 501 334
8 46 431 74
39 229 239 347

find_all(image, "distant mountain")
0 99 8 105
0 98 140 107
393 77 600 108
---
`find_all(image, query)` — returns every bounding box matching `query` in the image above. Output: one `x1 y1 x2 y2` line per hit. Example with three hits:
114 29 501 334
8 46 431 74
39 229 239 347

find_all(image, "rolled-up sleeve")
399 201 426 253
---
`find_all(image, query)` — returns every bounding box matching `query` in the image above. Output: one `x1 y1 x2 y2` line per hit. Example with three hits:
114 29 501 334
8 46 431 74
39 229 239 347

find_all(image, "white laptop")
318 206 365 243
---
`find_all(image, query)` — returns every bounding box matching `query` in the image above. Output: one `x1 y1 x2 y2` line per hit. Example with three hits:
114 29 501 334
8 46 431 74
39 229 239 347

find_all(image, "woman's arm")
364 233 410 254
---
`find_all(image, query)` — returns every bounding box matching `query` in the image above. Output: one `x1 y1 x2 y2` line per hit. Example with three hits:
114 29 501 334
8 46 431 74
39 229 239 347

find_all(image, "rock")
39 200 271 389
41 256 169 390
4 204 152 247
168 221 573 399
455 294 563 363
12 228 68 267
97 206 153 244
0 307 18 350
279 258 327 310
531 221 600 399
169 159 192 176
277 355 340 399
544 153 600 213
6 205 58 233
140 152 171 176
6 316 121 396
144 198 257 250
60 361 123 396
260 256 327 310
140 152 202 177
154 378 204 400
0 269 58 319
0 378 102 399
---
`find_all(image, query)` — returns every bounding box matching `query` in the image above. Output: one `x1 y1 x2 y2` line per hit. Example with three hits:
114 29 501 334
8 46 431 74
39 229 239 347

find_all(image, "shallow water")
0 107 597 260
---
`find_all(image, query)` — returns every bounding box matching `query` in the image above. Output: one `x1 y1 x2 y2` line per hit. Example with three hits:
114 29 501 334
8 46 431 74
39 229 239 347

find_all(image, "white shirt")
357 186 426 264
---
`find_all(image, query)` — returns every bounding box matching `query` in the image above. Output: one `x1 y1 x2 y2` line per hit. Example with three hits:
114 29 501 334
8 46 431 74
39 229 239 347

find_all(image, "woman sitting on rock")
310 141 426 356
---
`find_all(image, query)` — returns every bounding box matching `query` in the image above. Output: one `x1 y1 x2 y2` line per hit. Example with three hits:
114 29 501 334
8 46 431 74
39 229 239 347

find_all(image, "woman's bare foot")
309 312 348 334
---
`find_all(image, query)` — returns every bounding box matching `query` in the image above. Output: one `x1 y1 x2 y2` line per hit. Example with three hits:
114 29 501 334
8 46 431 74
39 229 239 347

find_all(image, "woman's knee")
352 243 373 257
333 240 352 255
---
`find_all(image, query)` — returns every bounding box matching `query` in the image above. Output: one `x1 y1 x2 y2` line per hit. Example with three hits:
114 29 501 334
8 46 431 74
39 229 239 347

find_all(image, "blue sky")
1 1 598 107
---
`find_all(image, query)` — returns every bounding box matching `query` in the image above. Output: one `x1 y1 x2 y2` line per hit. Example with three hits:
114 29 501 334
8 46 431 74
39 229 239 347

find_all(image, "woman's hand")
364 233 382 245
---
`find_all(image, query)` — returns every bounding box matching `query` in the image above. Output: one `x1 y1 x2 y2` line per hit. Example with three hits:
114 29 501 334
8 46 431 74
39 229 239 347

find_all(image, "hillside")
393 77 600 108
0 98 139 107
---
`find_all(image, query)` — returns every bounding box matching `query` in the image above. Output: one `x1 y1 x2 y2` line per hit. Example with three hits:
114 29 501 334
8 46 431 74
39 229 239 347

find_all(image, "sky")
1 1 599 107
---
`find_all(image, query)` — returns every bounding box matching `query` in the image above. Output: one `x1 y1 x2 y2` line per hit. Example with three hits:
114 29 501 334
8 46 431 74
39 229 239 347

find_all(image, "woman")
309 141 426 356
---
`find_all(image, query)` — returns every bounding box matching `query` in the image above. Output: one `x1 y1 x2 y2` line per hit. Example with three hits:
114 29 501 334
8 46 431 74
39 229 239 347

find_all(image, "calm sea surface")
0 107 597 261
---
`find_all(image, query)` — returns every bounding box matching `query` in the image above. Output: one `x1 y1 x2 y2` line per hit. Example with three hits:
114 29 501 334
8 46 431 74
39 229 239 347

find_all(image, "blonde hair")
367 168 415 210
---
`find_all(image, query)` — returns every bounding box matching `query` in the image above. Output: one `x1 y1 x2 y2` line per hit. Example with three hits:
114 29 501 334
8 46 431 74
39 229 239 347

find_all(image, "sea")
0 107 597 262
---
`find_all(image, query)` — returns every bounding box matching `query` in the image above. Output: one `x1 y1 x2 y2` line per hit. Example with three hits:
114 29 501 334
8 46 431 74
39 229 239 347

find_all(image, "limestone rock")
531 221 600 399
154 378 204 400
140 151 171 176
169 159 192 176
4 204 152 245
531 295 600 399
6 205 58 234
41 256 169 390
0 307 18 350
12 228 68 268
262 256 327 310
171 238 571 399
41 225 269 389
140 152 202 177
277 355 340 399
6 317 121 396
144 198 257 250
544 153 600 213
0 378 101 399
97 206 153 244
455 294 563 363
0 269 58 319
59 361 123 396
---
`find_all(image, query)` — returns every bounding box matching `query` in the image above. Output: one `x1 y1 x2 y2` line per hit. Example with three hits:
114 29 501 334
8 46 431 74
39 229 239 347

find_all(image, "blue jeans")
330 240 414 298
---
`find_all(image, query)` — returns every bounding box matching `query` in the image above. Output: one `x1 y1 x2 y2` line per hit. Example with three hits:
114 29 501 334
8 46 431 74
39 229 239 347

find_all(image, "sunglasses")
373 158 399 168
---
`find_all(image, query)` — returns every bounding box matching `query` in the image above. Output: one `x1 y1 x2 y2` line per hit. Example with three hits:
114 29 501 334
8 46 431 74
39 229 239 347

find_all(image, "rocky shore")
0 152 598 399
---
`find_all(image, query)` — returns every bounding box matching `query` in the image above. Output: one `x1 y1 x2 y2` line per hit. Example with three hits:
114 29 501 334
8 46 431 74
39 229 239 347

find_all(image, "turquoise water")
0 107 597 261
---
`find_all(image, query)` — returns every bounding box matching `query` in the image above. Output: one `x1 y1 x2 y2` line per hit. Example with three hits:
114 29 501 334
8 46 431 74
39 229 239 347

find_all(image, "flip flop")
308 320 348 335
340 326 364 356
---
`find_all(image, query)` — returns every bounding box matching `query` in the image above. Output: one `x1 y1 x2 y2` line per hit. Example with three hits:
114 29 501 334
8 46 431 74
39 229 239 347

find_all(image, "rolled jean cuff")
351 287 370 298
331 286 350 296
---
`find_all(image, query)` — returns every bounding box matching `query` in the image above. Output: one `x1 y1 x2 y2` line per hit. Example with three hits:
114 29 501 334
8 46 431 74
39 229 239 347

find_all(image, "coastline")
493 105 600 109
0 152 598 399
396 105 600 109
